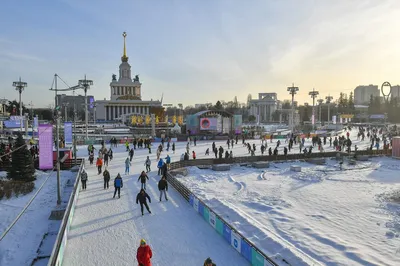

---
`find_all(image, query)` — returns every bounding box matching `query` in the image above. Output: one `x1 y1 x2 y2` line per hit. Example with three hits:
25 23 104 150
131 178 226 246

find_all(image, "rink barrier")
166 171 278 266
48 159 85 266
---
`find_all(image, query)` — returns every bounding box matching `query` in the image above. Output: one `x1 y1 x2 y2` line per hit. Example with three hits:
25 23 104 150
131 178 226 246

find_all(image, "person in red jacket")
137 239 152 266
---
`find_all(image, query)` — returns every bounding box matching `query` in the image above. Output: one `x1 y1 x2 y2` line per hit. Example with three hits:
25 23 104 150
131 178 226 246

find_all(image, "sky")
1 0 400 108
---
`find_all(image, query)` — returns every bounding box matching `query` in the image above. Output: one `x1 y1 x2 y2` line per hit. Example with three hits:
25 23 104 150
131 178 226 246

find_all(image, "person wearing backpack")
80 169 88 190
113 173 123 198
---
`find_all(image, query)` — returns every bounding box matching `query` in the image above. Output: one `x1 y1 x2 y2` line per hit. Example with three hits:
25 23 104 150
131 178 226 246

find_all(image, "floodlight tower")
309 88 319 130
325 95 333 124
287 83 299 133
78 75 93 140
317 99 324 123
12 78 28 132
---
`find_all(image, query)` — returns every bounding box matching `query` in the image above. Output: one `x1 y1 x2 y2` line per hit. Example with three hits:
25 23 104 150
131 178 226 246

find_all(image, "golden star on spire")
122 31 128 62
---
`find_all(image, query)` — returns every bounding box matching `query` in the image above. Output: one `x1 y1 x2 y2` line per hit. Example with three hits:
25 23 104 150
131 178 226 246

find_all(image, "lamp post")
287 83 299 133
309 88 319 131
317 99 324 124
93 103 97 124
62 102 69 122
12 78 28 132
78 75 93 140
325 95 333 124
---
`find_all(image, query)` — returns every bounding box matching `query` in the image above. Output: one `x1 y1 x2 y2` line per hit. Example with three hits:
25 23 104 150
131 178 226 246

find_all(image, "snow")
177 158 400 265
0 170 76 266
63 144 249 266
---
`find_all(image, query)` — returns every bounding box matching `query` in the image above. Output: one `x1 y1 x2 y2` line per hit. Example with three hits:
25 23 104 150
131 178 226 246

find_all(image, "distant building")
354 85 379 105
95 32 162 121
194 103 212 109
249 93 279 123
56 94 94 112
391 85 400 99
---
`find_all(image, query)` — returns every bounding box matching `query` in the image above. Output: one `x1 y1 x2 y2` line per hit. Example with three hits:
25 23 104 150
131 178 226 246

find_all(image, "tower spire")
121 32 129 62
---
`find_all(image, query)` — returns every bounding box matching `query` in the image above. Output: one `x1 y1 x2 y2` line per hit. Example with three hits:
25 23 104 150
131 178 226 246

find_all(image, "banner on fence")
241 239 252 262
252 248 265 266
231 231 241 253
193 197 199 212
64 122 73 144
209 211 216 229
39 124 53 170
223 224 231 243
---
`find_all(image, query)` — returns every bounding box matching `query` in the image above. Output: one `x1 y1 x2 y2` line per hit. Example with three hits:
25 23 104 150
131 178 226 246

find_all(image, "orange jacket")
96 158 103 166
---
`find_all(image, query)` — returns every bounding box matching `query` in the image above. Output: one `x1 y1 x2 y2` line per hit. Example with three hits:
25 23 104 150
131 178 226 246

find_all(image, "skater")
144 156 151 173
89 153 94 165
157 158 164 176
96 157 103 175
104 150 109 166
138 171 149 190
113 173 123 198
158 176 168 201
129 148 134 162
165 154 171 170
136 189 151 216
172 142 175 154
103 168 110 189
204 257 215 266
80 169 88 190
125 157 131 175
192 150 196 160
137 239 153 266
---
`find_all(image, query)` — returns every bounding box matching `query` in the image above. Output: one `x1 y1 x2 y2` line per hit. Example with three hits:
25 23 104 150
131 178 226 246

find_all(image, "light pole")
62 102 69 122
78 75 93 140
287 83 299 133
325 95 333 124
93 103 97 124
55 106 61 205
317 99 324 124
309 88 319 131
12 78 27 132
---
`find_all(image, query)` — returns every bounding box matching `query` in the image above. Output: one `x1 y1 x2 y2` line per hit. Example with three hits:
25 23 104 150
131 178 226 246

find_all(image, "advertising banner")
231 231 241 253
252 248 265 266
64 122 73 144
39 124 53 170
215 216 223 235
203 206 210 222
200 118 218 131
311 114 315 125
241 239 252 262
198 202 205 216
223 224 231 243
193 197 199 212
33 116 38 128
209 211 216 229
332 115 336 124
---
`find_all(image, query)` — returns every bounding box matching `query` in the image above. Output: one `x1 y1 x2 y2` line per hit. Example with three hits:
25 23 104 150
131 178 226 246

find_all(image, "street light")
317 99 324 124
325 95 333 124
287 83 299 133
12 78 27 132
309 88 319 131
62 102 69 122
78 75 93 140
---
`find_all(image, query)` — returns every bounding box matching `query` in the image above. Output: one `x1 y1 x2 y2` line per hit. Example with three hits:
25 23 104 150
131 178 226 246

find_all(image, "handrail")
48 158 84 266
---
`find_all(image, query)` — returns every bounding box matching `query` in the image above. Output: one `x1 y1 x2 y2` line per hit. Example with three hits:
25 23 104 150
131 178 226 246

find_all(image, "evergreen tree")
348 92 355 112
7 133 36 182
215 100 223 110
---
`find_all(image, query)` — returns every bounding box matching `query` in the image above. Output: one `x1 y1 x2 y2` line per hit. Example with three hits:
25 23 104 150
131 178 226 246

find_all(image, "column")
110 106 114 120
106 106 109 120
115 106 118 119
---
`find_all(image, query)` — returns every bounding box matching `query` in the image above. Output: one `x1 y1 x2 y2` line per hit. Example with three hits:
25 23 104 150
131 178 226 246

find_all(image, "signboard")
209 211 216 229
231 231 241 253
370 114 385 119
64 122 73 144
200 118 218 131
39 124 53 169
193 197 199 212
89 96 94 109
340 114 354 119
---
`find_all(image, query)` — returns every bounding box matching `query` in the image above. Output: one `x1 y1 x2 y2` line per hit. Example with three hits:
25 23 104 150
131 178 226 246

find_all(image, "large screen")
200 118 218 131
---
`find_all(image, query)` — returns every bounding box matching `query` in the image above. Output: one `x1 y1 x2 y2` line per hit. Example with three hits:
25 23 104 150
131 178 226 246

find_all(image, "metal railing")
48 158 84 266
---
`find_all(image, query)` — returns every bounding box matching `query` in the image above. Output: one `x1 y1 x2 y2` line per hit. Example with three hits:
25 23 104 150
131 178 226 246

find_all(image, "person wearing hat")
136 238 152 266
204 257 216 266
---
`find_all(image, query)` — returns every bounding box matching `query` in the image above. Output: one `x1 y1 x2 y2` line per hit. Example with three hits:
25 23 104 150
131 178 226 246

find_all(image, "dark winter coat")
103 170 110 181
138 173 149 184
114 176 123 188
80 171 88 181
158 179 168 191
137 244 152 266
136 190 151 204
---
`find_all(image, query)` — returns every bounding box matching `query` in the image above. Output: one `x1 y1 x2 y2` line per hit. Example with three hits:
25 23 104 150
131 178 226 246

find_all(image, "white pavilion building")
95 32 162 122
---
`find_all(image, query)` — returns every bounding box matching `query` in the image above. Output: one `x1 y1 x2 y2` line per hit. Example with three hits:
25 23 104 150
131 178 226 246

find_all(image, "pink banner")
39 124 53 170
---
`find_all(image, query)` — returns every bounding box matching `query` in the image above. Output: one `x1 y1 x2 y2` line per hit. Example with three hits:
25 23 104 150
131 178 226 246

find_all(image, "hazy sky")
1 0 400 108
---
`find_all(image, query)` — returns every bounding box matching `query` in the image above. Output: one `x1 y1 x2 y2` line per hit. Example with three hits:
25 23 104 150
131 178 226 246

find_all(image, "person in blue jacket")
157 158 164 176
165 154 171 170
113 173 123 198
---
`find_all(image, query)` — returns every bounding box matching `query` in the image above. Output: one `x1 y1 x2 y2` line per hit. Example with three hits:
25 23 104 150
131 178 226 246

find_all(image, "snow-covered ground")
0 170 76 266
177 157 400 266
